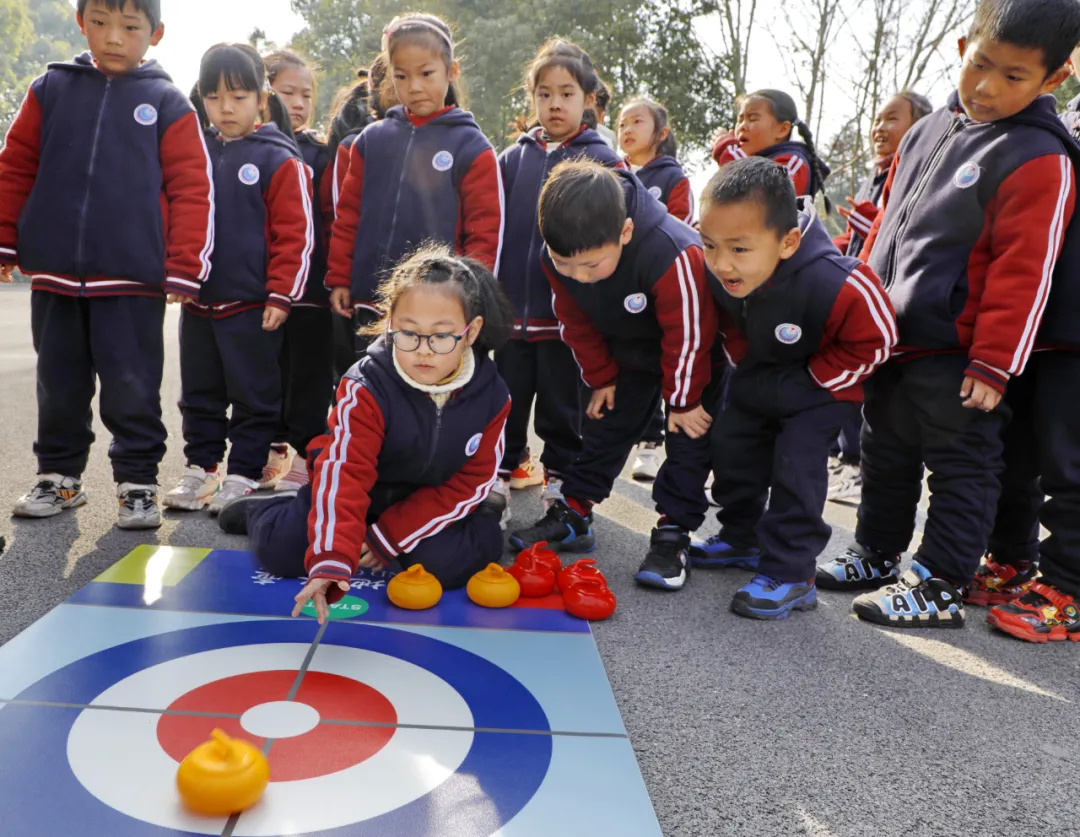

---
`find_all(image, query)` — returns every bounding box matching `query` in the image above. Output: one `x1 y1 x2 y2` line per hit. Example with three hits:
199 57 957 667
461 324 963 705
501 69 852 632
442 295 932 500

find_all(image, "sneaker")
218 490 296 536
208 474 260 516
117 483 162 530
509 456 544 489
12 474 87 518
260 447 291 489
275 454 310 493
987 582 1080 643
508 500 595 554
852 561 965 628
731 574 817 620
705 472 718 507
163 466 220 511
827 462 862 504
631 442 662 481
635 526 691 590
827 456 844 482
962 556 1037 606
541 475 564 511
815 543 900 591
491 477 512 531
689 534 760 569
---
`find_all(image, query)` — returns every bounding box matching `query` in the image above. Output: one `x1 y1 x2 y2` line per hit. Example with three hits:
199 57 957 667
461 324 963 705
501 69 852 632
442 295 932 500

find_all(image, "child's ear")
466 315 484 346
1041 64 1073 95
620 218 635 246
76 13 86 35
584 92 597 111
776 120 793 142
150 23 165 48
779 226 802 259
957 36 967 61
448 60 461 83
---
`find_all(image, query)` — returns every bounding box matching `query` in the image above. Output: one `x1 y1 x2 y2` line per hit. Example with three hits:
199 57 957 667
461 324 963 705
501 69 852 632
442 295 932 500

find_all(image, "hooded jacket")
305 337 510 593
294 130 334 306
861 92 1076 389
713 137 830 199
634 154 694 224
0 52 214 298
711 204 896 407
326 105 503 311
191 124 313 315
499 126 623 340
832 157 890 258
541 170 716 412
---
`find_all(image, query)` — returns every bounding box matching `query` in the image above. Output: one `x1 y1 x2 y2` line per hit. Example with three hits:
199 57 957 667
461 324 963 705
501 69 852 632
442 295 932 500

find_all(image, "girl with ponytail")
218 246 514 620
712 89 832 210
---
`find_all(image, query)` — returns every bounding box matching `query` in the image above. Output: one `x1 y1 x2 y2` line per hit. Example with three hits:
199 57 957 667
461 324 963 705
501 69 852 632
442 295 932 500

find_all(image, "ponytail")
265 89 296 143
792 118 832 214
459 257 513 352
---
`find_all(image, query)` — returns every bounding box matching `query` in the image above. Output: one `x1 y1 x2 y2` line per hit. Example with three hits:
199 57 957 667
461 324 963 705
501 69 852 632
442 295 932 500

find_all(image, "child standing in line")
618 97 695 481
163 44 314 515
592 79 618 149
326 13 504 357
509 161 717 592
218 248 512 623
712 89 831 206
0 0 214 529
494 39 624 525
263 50 338 492
693 158 895 620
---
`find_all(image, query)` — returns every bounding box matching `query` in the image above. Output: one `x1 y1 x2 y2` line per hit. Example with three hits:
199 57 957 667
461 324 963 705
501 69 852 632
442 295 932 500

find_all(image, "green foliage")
1054 74 1079 111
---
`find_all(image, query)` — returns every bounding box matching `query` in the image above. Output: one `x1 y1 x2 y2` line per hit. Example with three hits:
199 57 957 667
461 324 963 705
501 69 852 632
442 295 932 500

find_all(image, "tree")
1054 76 1079 111
772 0 847 138
693 0 757 98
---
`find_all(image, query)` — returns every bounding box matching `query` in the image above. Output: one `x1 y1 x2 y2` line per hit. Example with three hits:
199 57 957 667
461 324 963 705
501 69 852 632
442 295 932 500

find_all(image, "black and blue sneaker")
508 500 595 553
731 574 818 620
815 543 900 591
689 535 760 569
852 561 965 628
635 527 691 591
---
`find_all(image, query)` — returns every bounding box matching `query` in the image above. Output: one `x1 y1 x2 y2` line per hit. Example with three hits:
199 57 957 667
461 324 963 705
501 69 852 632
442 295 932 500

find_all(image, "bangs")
198 44 262 95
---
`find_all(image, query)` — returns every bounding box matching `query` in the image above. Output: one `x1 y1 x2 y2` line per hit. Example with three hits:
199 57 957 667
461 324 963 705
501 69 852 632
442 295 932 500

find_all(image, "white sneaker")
208 474 260 516
827 456 844 486
828 463 863 504
12 474 87 518
492 477 512 531
705 471 718 507
163 466 221 511
275 454 309 492
117 483 162 530
260 447 291 489
631 442 662 481
541 475 564 511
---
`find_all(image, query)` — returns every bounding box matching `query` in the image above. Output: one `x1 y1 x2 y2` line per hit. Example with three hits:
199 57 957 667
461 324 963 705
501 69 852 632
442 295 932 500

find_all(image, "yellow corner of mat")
95 545 213 586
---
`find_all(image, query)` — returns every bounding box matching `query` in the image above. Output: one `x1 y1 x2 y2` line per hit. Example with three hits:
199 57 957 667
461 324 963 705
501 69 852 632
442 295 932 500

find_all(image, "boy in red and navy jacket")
0 0 214 530
820 0 1080 632
695 158 895 620
509 162 717 592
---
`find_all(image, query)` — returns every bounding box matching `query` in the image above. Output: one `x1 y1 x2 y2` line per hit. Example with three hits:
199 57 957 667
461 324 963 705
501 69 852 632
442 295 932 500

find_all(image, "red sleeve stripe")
312 379 365 555
848 211 873 236
553 289 590 386
730 145 748 160
0 247 16 257
308 559 353 578
814 267 896 390
671 249 703 408
193 126 216 281
1012 154 1072 374
288 159 315 299
491 156 506 275
332 146 346 216
367 523 398 558
686 187 695 225
394 416 506 551
785 156 805 185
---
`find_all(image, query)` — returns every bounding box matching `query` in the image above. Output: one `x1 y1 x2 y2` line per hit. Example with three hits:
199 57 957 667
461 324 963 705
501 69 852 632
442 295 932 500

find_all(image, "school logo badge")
648 186 662 199
624 293 648 314
432 150 455 172
953 160 981 189
775 323 802 344
133 104 158 126
238 164 261 186
465 433 483 456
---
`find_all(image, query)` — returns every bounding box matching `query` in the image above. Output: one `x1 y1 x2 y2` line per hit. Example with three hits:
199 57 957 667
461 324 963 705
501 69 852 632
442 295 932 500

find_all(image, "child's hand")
263 305 289 331
356 542 382 570
166 293 195 304
667 405 713 439
0 264 14 283
330 288 352 318
960 375 1002 412
586 385 616 420
292 577 350 624
837 196 856 220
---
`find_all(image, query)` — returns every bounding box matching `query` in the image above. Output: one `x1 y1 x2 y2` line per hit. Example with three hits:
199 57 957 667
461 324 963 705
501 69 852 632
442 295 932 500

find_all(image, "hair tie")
382 15 454 58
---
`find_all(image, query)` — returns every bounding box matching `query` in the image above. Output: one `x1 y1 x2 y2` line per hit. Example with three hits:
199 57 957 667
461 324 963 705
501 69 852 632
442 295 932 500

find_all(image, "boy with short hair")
816 0 1080 629
508 160 716 591
0 0 214 529
693 157 895 620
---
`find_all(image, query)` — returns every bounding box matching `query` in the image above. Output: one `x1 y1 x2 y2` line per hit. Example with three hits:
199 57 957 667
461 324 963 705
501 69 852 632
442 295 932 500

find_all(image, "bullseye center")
239 700 320 739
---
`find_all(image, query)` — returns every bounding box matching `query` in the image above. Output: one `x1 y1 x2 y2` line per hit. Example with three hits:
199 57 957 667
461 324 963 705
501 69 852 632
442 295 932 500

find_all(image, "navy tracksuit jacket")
634 155 694 224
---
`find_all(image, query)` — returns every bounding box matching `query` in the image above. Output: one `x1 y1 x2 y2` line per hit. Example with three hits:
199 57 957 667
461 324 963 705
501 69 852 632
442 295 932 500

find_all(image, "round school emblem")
465 433 483 456
624 293 648 314
133 104 158 126
238 163 261 186
432 150 455 172
953 160 981 189
647 186 662 199
775 323 802 344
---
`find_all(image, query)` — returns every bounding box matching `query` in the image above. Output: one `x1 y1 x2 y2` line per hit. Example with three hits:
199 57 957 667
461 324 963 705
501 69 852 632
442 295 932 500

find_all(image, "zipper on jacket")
417 400 444 478
384 125 417 266
882 115 966 289
75 78 112 289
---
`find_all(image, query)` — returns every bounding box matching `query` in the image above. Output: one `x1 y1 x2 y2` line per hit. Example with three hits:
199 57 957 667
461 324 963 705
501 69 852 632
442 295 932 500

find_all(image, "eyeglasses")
387 325 471 355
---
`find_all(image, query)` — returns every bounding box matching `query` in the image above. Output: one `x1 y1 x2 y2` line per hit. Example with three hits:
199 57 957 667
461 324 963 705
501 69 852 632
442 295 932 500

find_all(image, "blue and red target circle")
4 619 553 836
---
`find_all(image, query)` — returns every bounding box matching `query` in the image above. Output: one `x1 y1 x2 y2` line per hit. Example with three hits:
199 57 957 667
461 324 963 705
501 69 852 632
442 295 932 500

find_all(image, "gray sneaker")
13 474 87 518
117 483 162 530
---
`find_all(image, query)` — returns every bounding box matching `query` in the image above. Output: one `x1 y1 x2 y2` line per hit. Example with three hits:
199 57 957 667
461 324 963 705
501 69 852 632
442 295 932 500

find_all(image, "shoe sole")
509 475 544 490
851 599 964 629
163 497 214 512
634 570 686 590
986 610 1080 643
690 550 759 570
217 491 294 535
814 572 898 592
962 588 1027 607
507 533 595 554
730 590 818 620
12 492 88 519
631 472 658 482
117 514 162 530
